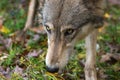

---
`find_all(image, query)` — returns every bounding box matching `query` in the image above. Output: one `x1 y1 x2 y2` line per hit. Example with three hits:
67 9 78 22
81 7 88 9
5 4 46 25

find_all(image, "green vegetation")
0 1 120 80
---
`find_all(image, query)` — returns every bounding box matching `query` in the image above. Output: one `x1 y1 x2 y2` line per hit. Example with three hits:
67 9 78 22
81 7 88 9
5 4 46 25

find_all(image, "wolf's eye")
64 29 74 36
45 25 51 33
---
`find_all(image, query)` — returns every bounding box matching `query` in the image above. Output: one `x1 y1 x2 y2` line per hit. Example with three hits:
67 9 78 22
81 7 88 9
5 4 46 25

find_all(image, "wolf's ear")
92 0 105 9
84 0 104 9
94 0 105 16
84 0 105 16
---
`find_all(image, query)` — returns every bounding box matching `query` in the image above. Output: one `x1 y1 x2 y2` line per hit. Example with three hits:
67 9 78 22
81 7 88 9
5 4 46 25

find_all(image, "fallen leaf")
106 42 120 53
33 34 40 41
0 26 10 34
12 65 23 75
104 13 111 19
0 55 8 61
0 66 11 79
97 69 108 79
5 38 13 49
100 53 120 64
29 26 46 34
27 49 43 58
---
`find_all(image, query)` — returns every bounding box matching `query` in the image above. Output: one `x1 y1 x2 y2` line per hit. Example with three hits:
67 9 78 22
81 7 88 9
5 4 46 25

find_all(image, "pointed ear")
84 0 104 9
84 0 105 16
94 0 105 16
93 0 105 9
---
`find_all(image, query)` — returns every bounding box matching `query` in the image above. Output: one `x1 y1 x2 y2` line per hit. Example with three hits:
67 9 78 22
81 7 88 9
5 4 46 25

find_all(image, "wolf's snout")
46 66 59 73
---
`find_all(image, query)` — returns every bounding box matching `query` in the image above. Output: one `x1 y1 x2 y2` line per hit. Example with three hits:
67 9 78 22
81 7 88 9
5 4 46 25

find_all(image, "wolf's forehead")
43 0 88 26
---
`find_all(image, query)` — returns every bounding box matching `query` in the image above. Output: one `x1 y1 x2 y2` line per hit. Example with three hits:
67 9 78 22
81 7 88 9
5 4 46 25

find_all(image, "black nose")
46 66 59 73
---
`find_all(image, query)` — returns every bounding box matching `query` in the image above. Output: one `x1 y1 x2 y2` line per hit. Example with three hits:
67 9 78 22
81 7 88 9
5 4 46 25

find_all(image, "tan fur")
43 0 104 80
85 30 98 80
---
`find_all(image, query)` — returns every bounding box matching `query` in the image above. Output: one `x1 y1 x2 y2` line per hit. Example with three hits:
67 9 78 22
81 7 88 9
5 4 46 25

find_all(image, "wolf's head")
43 0 104 73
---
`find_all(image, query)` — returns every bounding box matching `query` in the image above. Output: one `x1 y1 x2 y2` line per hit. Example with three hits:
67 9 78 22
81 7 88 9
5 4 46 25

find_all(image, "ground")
0 0 120 80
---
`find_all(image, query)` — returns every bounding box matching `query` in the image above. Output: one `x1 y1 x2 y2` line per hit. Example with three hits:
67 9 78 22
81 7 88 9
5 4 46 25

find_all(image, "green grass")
0 1 120 80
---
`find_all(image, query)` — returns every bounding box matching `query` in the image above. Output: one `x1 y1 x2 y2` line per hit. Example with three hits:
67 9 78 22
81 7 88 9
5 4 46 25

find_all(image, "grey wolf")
43 0 104 80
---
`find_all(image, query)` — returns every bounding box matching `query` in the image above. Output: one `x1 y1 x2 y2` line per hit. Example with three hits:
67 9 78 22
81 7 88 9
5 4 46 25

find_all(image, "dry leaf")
13 65 23 75
29 26 46 34
27 49 43 58
100 53 120 64
0 26 10 34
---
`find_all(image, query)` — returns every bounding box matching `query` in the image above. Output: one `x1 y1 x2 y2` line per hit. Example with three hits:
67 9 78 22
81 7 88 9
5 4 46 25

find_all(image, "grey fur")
42 0 104 76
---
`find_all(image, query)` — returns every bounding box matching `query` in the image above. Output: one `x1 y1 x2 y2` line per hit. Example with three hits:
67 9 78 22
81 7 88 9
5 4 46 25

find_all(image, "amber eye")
45 25 51 33
64 29 74 36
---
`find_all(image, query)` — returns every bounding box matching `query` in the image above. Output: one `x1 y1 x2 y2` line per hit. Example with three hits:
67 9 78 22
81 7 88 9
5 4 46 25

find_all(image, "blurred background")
0 0 120 80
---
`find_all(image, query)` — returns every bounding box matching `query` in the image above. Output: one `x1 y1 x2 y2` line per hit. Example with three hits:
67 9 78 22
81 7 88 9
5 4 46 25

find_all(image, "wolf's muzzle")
46 66 59 73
